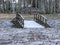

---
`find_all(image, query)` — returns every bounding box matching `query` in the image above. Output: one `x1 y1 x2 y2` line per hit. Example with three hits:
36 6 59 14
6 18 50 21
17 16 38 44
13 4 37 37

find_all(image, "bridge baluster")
34 14 50 27
12 13 24 28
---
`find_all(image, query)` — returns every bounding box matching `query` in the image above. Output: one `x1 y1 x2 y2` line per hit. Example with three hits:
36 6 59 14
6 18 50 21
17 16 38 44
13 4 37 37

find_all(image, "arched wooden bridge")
11 13 50 28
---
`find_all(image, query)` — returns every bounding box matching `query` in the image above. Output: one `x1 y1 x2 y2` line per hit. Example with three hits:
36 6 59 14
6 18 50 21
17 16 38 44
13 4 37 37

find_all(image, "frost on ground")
0 19 13 28
0 28 60 45
47 19 60 28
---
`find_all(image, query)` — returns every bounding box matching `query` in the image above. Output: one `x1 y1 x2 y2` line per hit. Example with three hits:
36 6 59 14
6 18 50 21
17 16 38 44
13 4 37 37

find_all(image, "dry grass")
0 14 34 20
0 14 16 19
43 13 60 19
0 13 60 20
23 14 34 20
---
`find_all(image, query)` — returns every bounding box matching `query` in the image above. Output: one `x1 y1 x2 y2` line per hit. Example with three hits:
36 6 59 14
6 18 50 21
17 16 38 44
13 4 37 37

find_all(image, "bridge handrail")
16 13 24 28
34 14 50 27
18 13 24 19
34 14 47 23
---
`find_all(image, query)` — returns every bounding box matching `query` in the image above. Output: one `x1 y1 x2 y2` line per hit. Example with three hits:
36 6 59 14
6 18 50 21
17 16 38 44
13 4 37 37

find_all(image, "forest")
0 0 60 14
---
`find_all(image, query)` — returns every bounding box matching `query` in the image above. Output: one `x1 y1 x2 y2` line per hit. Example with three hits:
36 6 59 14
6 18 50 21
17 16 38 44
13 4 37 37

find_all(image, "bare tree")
55 0 59 13
44 0 49 14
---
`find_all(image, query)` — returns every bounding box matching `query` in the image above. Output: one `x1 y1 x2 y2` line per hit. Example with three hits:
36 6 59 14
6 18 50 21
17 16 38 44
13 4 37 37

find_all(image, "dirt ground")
0 13 60 20
44 13 60 19
0 14 16 19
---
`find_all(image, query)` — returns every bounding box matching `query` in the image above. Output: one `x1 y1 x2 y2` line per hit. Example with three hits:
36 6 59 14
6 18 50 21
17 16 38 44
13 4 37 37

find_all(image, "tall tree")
49 0 53 13
55 0 59 13
44 0 49 13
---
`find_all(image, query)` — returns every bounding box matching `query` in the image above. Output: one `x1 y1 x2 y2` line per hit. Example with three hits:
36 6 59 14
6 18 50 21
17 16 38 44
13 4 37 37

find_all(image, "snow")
24 20 45 28
0 28 60 45
0 19 45 28
0 20 13 28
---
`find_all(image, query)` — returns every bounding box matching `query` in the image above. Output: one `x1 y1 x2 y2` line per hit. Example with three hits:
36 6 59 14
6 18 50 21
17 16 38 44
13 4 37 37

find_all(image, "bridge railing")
34 14 50 27
16 13 24 28
12 13 24 28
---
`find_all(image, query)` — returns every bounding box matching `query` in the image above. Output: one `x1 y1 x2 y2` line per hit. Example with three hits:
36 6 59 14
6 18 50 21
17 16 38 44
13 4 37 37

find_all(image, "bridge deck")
24 20 45 28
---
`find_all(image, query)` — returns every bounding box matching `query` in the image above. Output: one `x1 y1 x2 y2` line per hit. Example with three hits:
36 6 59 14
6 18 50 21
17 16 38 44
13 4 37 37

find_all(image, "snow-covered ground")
0 19 60 28
47 19 60 28
0 18 60 28
0 19 13 28
0 19 45 28
24 20 45 28
0 28 60 45
0 19 60 45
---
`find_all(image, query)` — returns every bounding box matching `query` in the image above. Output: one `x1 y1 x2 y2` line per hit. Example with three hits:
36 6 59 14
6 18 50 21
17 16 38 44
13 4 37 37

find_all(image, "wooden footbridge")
11 13 50 28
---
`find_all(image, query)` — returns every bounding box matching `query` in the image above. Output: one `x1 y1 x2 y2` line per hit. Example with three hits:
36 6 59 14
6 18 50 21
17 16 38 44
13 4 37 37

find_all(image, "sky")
3 0 18 3
16 0 18 3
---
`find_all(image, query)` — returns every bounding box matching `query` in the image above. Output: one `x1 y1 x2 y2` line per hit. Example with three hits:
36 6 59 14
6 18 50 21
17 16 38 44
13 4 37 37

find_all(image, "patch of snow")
24 20 45 28
30 41 43 45
0 20 13 28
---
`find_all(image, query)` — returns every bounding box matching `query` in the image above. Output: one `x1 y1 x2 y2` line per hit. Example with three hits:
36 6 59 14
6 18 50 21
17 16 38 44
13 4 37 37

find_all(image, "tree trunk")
55 0 59 13
44 0 49 14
